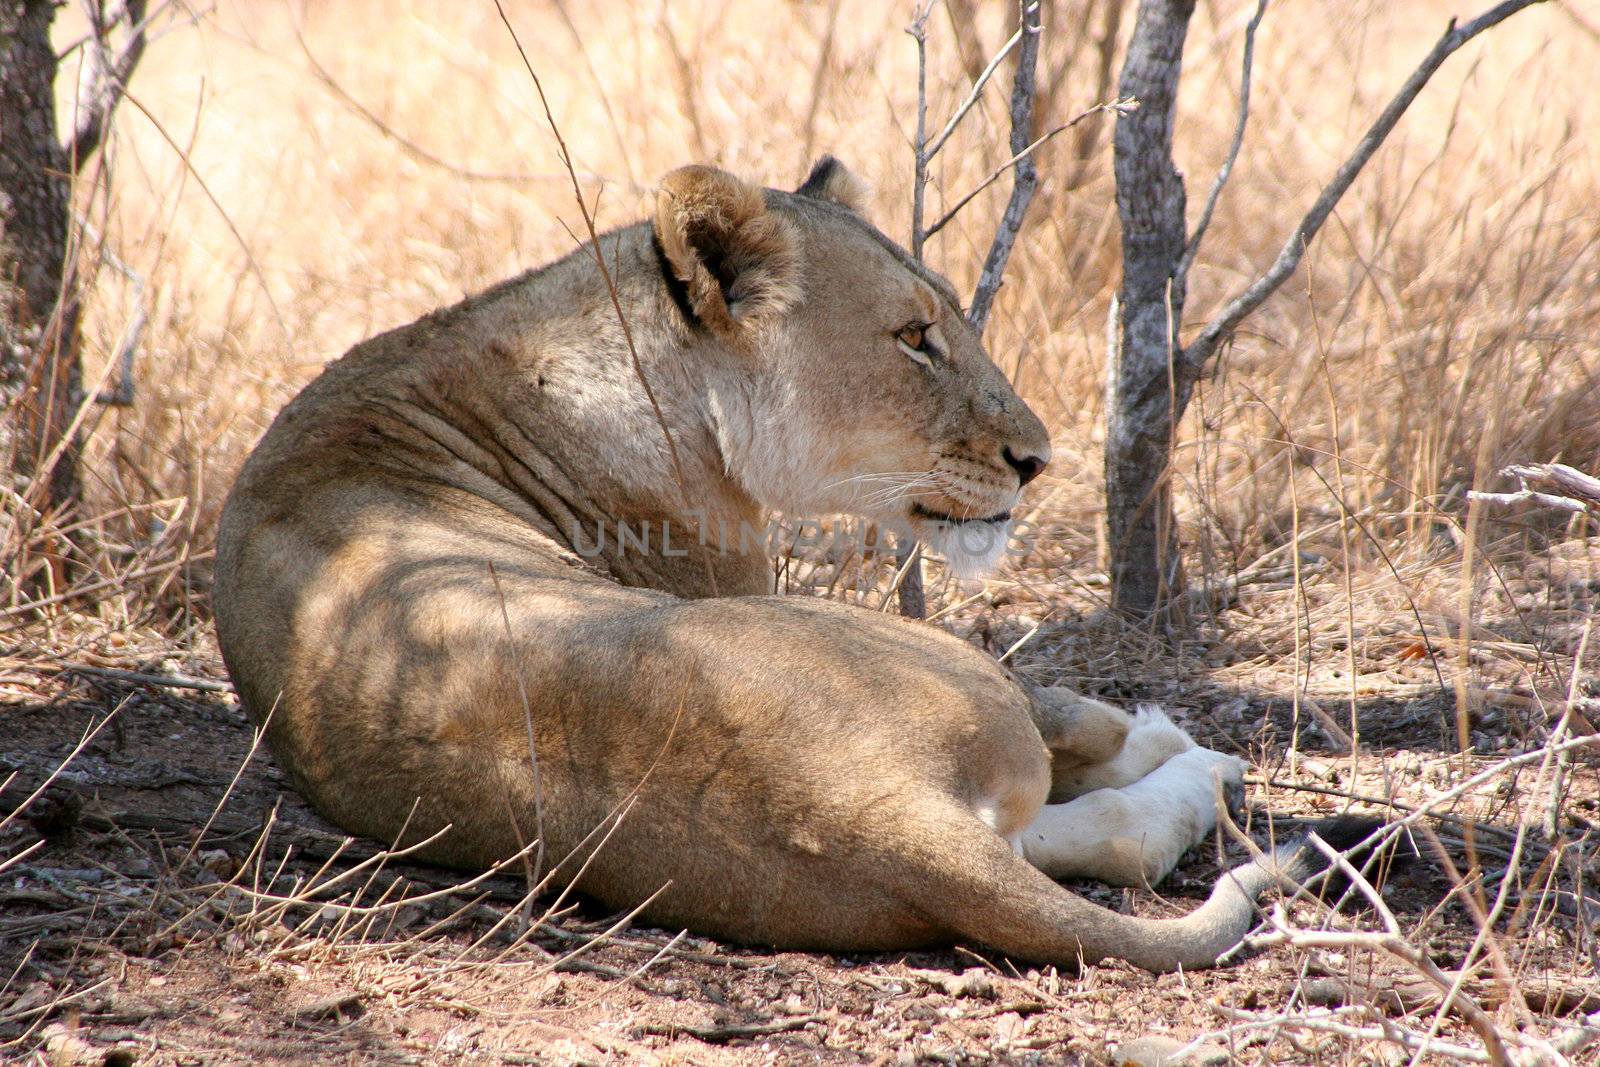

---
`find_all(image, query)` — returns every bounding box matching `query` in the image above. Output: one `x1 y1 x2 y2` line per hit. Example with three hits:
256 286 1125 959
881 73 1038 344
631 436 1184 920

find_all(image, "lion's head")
653 158 1051 576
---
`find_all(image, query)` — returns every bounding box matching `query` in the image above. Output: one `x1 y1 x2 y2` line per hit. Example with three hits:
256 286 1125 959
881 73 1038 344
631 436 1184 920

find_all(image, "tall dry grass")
8 0 1599 686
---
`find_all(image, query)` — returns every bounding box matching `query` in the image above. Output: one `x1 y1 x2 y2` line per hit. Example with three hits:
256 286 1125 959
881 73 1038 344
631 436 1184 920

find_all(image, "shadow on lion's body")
215 161 1330 971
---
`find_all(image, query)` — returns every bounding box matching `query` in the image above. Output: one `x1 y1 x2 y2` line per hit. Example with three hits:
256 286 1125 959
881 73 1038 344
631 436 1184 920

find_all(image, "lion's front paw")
1186 747 1248 819
1223 774 1247 824
1117 746 1248 885
1180 747 1248 844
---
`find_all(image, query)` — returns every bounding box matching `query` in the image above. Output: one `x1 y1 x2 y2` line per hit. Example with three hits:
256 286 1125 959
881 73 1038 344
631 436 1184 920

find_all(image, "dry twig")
1181 0 1553 374
635 1013 827 1044
58 662 231 693
491 0 701 570
1175 0 1267 283
1468 463 1600 518
897 0 1059 616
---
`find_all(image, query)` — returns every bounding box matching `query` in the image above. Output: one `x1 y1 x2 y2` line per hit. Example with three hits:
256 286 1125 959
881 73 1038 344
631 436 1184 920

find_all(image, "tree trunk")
1105 0 1194 620
1 0 83 515
1102 0 1545 622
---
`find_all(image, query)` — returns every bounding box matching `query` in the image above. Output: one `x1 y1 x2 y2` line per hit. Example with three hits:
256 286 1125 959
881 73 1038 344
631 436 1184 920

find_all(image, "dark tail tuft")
1308 814 1387 851
1290 816 1420 903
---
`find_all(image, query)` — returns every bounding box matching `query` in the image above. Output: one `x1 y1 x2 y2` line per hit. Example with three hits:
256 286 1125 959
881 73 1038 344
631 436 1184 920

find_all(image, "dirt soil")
2 628 1597 1065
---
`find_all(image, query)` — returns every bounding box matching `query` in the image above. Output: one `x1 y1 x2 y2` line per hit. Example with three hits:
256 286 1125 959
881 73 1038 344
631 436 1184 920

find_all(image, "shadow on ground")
1 653 1593 1065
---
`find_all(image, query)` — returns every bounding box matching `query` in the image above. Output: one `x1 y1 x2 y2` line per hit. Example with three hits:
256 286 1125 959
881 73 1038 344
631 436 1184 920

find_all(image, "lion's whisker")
824 471 940 492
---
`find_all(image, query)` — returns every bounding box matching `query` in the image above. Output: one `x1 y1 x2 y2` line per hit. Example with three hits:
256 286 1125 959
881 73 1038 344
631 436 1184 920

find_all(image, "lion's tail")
902 810 1391 974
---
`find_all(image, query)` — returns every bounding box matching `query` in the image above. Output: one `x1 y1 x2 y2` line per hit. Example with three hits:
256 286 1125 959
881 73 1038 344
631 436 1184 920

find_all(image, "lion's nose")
1003 446 1047 487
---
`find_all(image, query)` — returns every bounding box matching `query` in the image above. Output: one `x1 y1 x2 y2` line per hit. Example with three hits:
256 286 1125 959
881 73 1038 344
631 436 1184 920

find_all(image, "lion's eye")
896 322 934 367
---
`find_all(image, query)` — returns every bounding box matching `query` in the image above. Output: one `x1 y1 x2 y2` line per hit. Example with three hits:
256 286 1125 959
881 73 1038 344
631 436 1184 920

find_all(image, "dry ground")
5 0 1600 1063
2 580 1597 1065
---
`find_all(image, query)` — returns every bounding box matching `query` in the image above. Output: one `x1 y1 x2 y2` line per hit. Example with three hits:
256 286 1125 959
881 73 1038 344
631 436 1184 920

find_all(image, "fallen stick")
635 1013 827 1044
60 663 233 693
1468 462 1600 517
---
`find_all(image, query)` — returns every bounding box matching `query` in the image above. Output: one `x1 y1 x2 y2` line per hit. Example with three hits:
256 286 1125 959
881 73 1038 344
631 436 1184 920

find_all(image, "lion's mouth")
910 502 1012 525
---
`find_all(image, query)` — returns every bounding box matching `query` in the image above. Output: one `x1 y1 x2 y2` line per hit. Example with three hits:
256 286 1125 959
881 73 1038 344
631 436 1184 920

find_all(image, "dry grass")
3 0 1600 1063
17 0 1597 631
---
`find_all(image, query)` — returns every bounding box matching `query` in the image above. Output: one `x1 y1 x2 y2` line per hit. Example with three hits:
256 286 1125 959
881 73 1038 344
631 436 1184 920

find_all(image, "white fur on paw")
1022 745 1252 887
1130 701 1167 722
1193 746 1247 786
1120 705 1196 763
1126 703 1203 750
1144 747 1247 845
1150 747 1247 814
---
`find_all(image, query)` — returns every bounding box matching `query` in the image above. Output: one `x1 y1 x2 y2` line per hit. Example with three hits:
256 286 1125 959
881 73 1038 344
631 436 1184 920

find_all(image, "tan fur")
215 162 1261 973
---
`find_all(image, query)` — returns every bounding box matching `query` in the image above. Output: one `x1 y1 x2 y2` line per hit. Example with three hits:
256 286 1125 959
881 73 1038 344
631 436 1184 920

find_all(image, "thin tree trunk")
966 0 1041 339
1105 0 1193 620
1 0 83 513
1102 0 1545 622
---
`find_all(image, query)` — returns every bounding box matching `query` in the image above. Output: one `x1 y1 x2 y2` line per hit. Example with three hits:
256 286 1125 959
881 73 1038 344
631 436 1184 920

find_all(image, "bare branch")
908 0 936 259
74 209 145 406
965 0 1042 338
1467 489 1598 516
1244 922 1517 1064
1198 1003 1504 1064
1506 462 1600 502
900 0 1045 613
923 22 1023 163
67 0 150 163
924 96 1132 242
1557 0 1600 42
899 0 937 618
1103 0 1195 618
883 540 925 616
1176 0 1267 284
121 91 296 357
1182 0 1550 373
59 663 232 693
1468 462 1600 517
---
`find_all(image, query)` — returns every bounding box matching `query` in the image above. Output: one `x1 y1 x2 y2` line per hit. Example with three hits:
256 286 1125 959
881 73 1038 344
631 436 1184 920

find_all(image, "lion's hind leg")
1015 741 1245 889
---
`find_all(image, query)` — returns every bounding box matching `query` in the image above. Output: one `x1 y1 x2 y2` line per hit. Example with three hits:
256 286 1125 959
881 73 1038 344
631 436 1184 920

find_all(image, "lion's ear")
796 156 867 214
654 165 800 335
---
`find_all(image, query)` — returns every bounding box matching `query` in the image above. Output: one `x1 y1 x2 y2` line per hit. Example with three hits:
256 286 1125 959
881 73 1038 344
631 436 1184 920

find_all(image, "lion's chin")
908 508 1013 580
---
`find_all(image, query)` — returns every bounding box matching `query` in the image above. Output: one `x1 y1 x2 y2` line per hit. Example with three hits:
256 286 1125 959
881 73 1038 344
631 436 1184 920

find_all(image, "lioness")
215 159 1363 972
